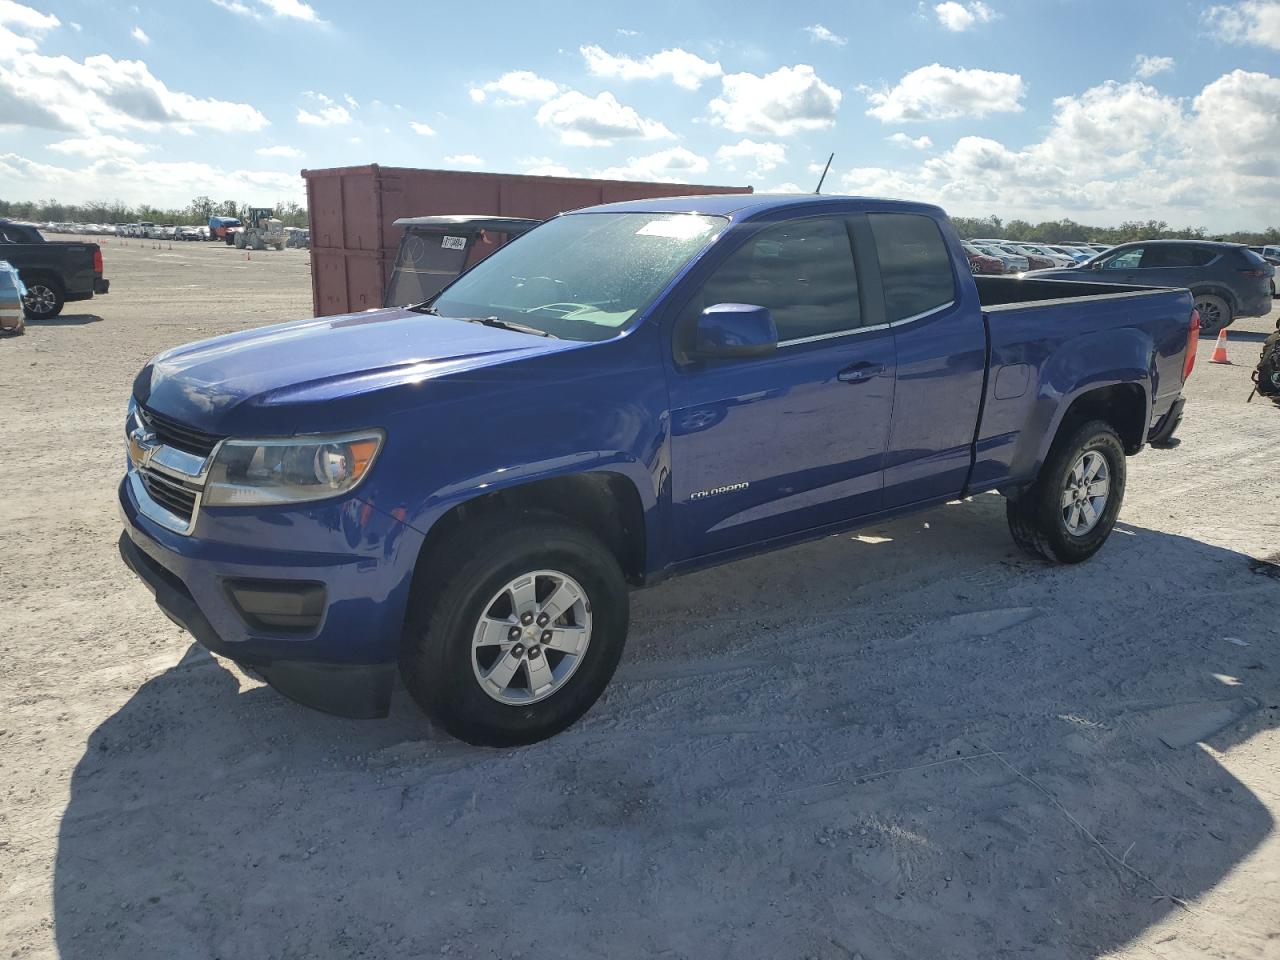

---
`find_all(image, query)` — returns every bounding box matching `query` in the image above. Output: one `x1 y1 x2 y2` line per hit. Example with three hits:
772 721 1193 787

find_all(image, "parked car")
1000 245 1060 271
1045 245 1093 264
118 193 1200 746
975 244 1030 273
1248 247 1280 297
208 216 241 242
1027 240 1274 334
0 218 110 319
175 226 202 241
961 241 1005 275
385 215 541 306
1011 244 1077 268
0 259 26 334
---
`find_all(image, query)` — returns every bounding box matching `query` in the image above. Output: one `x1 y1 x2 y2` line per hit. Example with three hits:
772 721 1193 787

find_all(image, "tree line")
0 196 309 228
949 215 1279 246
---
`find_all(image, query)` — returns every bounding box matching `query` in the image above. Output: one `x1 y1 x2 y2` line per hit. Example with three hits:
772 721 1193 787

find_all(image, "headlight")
203 430 384 507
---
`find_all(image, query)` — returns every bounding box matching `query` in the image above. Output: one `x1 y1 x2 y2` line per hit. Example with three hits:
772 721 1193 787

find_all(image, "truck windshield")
427 212 727 341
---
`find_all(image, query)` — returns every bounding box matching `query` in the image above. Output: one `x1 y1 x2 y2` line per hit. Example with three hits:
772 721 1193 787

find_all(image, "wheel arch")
410 470 650 593
1189 283 1238 314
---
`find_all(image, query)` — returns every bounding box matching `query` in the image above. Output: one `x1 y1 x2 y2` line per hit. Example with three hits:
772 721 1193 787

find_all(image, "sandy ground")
1 237 1278 960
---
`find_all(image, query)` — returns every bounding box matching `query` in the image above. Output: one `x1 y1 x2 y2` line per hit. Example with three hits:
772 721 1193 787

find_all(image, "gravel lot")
1 237 1278 960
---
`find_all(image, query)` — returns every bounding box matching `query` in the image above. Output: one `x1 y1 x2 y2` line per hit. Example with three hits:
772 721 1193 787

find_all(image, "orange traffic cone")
1209 328 1231 364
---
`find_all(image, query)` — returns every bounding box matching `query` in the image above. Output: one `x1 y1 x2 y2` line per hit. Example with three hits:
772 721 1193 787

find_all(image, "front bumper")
118 476 423 718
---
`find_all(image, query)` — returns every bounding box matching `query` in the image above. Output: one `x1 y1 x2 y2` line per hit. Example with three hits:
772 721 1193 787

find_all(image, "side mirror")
691 303 778 360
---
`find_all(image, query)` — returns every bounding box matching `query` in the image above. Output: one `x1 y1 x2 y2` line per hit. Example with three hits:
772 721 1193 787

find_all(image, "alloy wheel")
1061 451 1109 536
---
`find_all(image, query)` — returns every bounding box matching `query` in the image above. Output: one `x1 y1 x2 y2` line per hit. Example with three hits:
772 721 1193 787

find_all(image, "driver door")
666 215 897 562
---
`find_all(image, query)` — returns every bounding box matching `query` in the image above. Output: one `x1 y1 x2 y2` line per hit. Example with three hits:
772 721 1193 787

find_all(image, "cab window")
683 217 862 344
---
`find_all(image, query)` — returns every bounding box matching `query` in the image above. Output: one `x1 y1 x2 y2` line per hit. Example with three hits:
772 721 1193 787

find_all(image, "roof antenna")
814 153 834 194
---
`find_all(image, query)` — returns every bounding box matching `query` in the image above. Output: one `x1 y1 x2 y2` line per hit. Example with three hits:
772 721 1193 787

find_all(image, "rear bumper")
1238 289 1271 318
94 277 110 295
1148 396 1186 447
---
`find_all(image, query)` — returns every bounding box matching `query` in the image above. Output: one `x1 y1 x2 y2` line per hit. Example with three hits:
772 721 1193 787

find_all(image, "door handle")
837 362 885 384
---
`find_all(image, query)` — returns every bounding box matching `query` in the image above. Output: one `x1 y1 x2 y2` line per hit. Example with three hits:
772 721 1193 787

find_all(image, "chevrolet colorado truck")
0 218 110 319
118 194 1199 746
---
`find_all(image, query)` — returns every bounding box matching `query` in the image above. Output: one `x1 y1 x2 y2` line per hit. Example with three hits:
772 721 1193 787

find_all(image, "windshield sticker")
636 218 716 241
440 236 467 250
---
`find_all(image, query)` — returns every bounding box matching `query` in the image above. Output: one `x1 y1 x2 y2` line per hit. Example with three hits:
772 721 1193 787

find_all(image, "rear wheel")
400 514 629 746
22 278 64 319
1193 294 1231 336
1006 420 1126 564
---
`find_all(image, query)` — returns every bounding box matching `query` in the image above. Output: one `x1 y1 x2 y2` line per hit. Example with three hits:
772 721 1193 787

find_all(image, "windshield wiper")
460 316 559 339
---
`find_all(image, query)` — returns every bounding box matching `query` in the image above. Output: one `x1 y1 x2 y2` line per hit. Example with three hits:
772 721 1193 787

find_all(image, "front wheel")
400 515 629 746
1006 420 1126 564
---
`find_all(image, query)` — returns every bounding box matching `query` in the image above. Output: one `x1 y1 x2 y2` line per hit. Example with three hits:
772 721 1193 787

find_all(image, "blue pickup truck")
119 194 1199 745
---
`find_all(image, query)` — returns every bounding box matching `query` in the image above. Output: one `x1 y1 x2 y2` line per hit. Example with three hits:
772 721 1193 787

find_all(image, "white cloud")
408 120 435 136
709 64 841 136
767 182 805 193
535 89 675 146
834 70 1280 230
210 0 324 23
69 21 81 31
862 63 1025 122
715 138 786 178
297 105 348 125
804 24 847 46
0 1 59 31
468 70 560 105
1189 69 1280 177
48 134 151 157
1133 54 1175 78
131 26 149 43
256 144 302 157
0 151 305 208
1205 0 1280 50
517 156 578 177
0 0 58 55
593 146 709 182
296 92 349 126
887 132 933 149
580 44 722 90
933 1 997 32
443 153 483 166
0 35 269 134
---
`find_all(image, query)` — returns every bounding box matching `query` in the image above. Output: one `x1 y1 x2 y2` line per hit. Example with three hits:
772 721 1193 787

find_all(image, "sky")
1 0 1278 230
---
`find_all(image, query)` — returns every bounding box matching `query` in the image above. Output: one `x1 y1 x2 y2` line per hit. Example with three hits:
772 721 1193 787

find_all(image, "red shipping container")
302 165 752 317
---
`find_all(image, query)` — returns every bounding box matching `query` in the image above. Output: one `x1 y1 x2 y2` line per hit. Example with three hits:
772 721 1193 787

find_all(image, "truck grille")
140 406 223 457
140 469 198 523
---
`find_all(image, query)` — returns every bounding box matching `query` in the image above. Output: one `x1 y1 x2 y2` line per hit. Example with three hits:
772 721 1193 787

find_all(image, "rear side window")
868 214 956 323
692 216 862 342
1140 245 1215 268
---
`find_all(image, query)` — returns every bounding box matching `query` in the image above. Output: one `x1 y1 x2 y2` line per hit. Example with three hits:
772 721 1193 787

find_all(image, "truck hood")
134 307 577 430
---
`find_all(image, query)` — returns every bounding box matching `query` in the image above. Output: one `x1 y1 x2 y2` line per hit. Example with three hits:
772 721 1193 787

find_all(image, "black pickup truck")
0 219 110 319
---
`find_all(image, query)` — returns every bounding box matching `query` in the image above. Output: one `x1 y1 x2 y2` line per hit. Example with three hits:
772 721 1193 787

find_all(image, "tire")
21 277 64 319
1006 420 1126 564
234 233 245 249
400 513 629 747
1193 293 1232 336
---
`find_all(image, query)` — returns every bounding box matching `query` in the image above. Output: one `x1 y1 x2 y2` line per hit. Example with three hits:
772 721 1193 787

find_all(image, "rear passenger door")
871 213 989 508
666 215 897 561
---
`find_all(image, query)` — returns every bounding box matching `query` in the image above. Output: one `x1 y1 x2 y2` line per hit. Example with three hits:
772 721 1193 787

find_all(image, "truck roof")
571 192 947 221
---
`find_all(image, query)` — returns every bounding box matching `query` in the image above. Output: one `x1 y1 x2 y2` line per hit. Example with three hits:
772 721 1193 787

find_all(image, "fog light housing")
223 579 326 634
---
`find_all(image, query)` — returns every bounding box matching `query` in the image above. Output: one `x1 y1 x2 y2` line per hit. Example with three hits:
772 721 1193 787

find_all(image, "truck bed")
973 274 1178 309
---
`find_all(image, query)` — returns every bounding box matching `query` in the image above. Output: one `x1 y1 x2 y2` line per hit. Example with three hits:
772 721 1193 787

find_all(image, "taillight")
93 248 103 274
1183 309 1199 381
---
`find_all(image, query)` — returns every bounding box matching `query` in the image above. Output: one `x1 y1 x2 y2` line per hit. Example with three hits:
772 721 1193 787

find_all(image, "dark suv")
1026 240 1273 334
